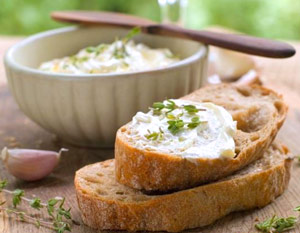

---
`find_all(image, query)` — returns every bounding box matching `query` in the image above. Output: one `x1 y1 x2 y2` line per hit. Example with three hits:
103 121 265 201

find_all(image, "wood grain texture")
0 36 300 233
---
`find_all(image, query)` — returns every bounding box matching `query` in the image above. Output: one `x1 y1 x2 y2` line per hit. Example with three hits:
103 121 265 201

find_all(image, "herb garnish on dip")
39 27 179 74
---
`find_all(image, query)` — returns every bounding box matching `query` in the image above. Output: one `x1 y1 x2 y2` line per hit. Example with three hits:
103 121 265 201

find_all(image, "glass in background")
158 0 188 26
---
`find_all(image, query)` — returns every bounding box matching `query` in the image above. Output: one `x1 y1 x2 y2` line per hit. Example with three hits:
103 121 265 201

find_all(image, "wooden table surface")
0 36 300 233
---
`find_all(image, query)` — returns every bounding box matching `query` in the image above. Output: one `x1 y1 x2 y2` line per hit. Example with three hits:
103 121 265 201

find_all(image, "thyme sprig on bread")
152 100 206 115
167 116 205 134
145 128 164 141
148 100 207 136
0 180 74 233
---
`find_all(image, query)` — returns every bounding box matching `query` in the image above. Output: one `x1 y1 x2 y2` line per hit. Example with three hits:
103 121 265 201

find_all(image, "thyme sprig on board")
255 206 300 233
0 180 74 233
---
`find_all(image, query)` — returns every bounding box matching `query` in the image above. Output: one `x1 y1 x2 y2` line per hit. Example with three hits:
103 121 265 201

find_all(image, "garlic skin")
1 148 68 181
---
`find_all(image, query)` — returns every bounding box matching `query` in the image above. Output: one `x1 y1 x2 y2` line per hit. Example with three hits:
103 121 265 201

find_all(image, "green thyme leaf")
255 214 298 233
152 102 165 115
122 61 129 67
95 44 108 56
166 113 176 119
187 116 201 129
145 131 159 140
294 206 300 212
35 219 41 228
85 47 95 53
78 56 88 63
69 55 77 64
273 216 297 232
167 119 184 134
48 198 59 206
59 197 65 208
184 105 198 113
113 41 128 59
58 197 72 219
255 215 278 232
58 207 72 220
0 180 7 191
187 123 200 129
30 198 42 210
123 27 141 43
54 221 71 233
145 129 164 141
151 99 178 115
12 189 24 208
191 116 200 122
153 102 165 110
17 211 25 221
70 56 88 64
47 198 59 217
113 48 126 59
165 100 178 113
183 105 206 114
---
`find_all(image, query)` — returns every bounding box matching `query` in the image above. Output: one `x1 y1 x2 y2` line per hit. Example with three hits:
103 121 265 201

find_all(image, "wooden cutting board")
0 37 300 233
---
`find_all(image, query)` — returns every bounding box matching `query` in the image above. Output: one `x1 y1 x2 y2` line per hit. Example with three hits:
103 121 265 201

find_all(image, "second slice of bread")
115 84 288 191
75 143 293 232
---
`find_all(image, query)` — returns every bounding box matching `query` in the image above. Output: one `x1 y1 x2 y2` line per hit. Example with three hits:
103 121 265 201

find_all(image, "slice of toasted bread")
75 143 293 232
115 84 288 191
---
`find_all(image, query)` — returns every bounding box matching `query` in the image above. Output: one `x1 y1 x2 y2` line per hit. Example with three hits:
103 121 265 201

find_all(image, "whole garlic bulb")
1 148 68 181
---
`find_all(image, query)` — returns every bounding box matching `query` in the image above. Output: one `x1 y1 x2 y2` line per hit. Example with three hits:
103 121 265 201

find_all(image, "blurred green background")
0 0 299 40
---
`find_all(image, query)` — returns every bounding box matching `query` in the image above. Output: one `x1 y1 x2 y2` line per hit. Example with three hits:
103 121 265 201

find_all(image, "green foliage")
30 198 42 210
153 102 165 110
187 116 201 129
0 180 7 190
145 128 164 141
167 119 185 134
47 198 60 217
183 105 205 114
0 180 72 233
294 206 300 212
0 0 299 39
255 215 298 233
123 27 141 42
273 216 297 232
12 189 24 208
152 100 178 115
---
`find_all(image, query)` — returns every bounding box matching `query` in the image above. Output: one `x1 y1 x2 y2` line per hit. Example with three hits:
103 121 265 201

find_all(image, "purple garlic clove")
1 147 68 181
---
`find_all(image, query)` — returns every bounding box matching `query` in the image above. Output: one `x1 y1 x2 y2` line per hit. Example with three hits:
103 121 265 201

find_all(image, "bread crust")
75 143 293 232
115 84 288 191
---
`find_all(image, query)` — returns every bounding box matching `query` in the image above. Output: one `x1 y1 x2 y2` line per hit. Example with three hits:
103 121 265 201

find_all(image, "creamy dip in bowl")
39 39 179 74
4 26 208 147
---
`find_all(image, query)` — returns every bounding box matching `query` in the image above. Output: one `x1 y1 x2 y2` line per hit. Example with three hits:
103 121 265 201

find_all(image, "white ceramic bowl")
4 26 208 147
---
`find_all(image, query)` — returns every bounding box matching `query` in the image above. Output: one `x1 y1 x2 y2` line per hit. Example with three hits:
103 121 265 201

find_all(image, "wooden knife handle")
147 24 296 58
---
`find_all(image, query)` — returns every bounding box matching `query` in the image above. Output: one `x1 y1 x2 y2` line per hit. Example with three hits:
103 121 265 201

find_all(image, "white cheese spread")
39 40 179 74
128 99 237 159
